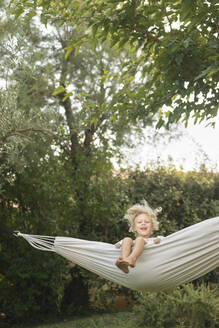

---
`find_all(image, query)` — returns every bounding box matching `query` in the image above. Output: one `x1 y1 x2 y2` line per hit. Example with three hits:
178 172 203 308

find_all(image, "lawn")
17 312 136 328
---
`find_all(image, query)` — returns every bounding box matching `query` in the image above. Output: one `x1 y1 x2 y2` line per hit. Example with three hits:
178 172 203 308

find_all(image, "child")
115 200 163 274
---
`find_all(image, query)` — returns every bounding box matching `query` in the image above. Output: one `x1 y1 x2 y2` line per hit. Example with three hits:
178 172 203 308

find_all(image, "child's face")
133 213 153 238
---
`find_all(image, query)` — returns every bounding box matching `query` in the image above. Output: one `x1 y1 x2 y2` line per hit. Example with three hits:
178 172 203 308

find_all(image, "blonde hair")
124 200 162 233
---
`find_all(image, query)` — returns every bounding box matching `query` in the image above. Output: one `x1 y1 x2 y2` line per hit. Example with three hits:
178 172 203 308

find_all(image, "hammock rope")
15 232 55 252
13 217 219 292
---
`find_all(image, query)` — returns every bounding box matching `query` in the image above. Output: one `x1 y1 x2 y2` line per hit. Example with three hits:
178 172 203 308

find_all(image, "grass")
15 312 136 328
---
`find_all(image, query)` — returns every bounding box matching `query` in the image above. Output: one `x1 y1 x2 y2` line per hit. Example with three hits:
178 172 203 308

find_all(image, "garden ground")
13 312 136 328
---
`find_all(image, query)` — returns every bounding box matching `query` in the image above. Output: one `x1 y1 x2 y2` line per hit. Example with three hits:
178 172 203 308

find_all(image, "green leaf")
175 54 183 66
52 86 66 96
62 92 73 102
156 118 165 129
13 7 24 19
92 24 99 37
194 68 209 81
207 67 219 78
118 36 129 48
181 0 197 20
64 44 74 60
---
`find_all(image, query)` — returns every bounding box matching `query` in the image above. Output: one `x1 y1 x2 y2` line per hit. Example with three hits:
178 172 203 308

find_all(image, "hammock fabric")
16 217 219 292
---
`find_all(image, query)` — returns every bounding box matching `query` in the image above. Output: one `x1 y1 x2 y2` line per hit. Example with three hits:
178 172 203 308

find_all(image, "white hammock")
16 217 219 292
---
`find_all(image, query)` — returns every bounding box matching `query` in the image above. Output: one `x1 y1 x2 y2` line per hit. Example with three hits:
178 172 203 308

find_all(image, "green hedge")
126 167 219 235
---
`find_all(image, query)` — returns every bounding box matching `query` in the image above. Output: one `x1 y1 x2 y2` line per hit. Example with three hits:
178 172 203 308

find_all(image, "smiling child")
115 200 164 274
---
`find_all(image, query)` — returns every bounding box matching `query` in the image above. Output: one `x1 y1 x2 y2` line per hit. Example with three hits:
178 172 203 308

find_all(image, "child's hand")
154 238 161 244
115 242 121 249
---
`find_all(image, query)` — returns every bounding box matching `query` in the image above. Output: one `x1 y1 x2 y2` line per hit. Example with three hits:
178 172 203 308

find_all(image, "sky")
121 116 219 172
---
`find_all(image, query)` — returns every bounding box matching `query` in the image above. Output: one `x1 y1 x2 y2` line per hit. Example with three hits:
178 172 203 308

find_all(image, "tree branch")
83 58 107 156
0 128 56 144
57 45 80 168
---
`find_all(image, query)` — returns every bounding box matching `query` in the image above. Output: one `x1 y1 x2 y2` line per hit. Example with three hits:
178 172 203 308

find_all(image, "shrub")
134 283 219 328
88 278 135 312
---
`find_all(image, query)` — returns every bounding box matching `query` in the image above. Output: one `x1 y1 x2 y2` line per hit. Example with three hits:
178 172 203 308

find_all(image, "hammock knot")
13 231 21 237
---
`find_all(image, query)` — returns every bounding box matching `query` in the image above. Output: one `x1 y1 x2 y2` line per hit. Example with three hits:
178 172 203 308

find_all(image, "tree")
0 7 61 174
0 6 142 322
9 0 219 127
0 0 151 258
2 2 156 172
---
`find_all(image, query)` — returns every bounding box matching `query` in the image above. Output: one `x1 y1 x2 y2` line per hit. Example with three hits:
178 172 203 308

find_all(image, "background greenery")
0 0 218 327
1 166 219 326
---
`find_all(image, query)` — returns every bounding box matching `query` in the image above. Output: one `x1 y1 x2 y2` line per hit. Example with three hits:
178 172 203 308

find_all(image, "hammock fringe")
16 232 55 252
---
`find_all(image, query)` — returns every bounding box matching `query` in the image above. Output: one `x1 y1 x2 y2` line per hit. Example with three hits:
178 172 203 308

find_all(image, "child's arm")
154 238 161 244
115 242 121 249
154 236 165 244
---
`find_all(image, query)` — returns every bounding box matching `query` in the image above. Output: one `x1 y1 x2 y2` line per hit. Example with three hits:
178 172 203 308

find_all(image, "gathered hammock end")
16 232 55 252
15 217 219 292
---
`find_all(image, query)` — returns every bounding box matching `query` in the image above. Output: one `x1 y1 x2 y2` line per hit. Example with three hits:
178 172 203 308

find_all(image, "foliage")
9 0 219 127
0 142 71 324
125 166 219 234
134 284 219 328
0 25 61 176
1 155 219 324
0 0 156 187
0 239 66 324
0 151 129 324
0 6 134 312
